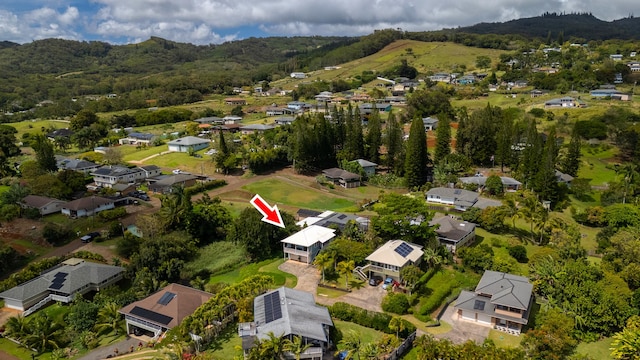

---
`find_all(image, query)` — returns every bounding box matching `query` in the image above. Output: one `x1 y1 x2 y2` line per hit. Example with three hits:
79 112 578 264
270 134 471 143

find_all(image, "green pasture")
575 337 613 360
208 258 297 288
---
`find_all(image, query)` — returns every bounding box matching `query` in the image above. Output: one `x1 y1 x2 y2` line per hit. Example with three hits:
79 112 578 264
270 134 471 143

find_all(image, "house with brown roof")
61 196 115 218
20 195 67 216
224 97 247 105
148 174 198 194
322 168 361 188
119 283 213 337
429 215 476 253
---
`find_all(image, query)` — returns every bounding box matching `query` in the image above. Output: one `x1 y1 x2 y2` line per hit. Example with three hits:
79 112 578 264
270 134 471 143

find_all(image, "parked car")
369 276 382 286
80 232 100 243
382 277 395 290
204 149 217 155
337 351 348 360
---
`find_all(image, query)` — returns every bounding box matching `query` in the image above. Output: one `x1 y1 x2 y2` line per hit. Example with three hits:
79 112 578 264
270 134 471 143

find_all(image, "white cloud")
1 0 640 44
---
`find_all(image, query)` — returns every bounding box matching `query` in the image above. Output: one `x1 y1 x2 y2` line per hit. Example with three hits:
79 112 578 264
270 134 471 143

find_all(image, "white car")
204 149 217 155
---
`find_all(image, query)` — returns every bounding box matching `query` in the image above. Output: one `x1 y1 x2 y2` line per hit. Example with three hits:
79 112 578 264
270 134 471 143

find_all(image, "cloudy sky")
1 0 639 45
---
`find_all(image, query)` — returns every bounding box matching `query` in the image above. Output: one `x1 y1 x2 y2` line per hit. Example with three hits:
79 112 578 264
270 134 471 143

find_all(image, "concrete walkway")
433 303 490 344
77 336 145 360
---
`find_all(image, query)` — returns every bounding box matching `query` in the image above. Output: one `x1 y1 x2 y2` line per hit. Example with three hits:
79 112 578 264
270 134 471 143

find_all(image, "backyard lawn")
334 320 386 350
208 258 297 288
575 337 613 360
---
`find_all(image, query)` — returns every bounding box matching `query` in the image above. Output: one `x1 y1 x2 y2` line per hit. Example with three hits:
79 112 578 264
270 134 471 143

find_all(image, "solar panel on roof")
263 292 283 324
454 189 461 195
157 292 176 306
50 283 64 290
394 242 413 258
130 306 173 325
473 300 486 311
54 272 68 278
337 214 347 220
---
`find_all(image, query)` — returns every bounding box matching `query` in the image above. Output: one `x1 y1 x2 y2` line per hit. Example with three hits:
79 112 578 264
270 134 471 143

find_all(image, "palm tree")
336 260 355 289
313 252 333 283
338 330 361 360
4 314 29 341
422 247 442 270
359 343 381 359
617 163 638 204
159 185 192 230
610 316 640 360
259 332 287 360
389 317 406 339
503 195 520 230
284 335 312 360
94 302 124 336
24 313 62 352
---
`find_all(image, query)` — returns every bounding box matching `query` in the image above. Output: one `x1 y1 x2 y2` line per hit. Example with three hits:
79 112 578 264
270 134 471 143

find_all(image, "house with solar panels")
0 258 124 315
354 240 423 283
119 283 213 338
238 287 333 359
453 270 534 335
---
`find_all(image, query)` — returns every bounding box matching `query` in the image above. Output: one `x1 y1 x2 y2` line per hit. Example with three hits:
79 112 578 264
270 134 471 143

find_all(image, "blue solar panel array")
394 242 413 258
157 292 176 306
263 292 283 324
473 300 486 311
130 306 173 325
50 272 68 291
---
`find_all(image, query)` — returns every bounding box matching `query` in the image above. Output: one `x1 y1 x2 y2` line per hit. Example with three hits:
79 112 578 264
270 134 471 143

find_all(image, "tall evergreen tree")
495 112 515 172
534 127 560 205
519 119 543 188
562 126 582 177
365 106 382 163
405 117 429 189
434 114 451 163
466 104 499 166
455 107 471 156
32 134 57 172
385 110 404 175
342 104 364 161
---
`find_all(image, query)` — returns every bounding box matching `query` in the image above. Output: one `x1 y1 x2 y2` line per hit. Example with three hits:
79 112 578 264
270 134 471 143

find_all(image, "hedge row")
184 179 227 196
329 302 415 337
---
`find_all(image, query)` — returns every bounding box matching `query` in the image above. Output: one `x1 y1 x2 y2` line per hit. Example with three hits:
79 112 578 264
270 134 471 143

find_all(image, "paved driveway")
278 260 384 312
433 302 490 344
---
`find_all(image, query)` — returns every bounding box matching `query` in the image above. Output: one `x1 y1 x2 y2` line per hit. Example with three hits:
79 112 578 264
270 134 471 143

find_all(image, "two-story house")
281 225 337 264
429 216 476 253
356 240 423 283
91 166 147 188
454 270 533 335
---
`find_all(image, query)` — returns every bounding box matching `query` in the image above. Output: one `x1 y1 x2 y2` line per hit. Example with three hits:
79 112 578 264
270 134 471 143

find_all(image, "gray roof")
476 270 532 310
322 168 360 181
253 287 333 342
426 187 478 207
21 195 65 209
429 216 476 242
63 196 113 211
422 117 439 125
459 176 522 187
353 159 377 168
150 174 198 187
92 166 143 177
127 132 154 140
555 170 574 182
0 259 124 301
57 158 98 171
240 124 276 131
167 136 210 146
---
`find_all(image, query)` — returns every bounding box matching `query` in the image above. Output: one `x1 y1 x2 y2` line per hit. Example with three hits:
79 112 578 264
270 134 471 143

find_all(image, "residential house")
290 72 306 79
555 170 574 185
287 101 312 111
281 225 337 264
359 103 392 114
426 187 479 211
46 128 74 142
265 107 295 116
383 96 406 105
590 89 622 98
322 168 361 188
118 132 156 145
224 97 247 106
429 73 452 83
195 116 224 125
544 97 585 108
0 258 124 314
296 210 369 231
119 283 213 337
530 89 544 98
429 216 476 253
457 75 476 85
20 195 67 216
352 159 377 177
454 270 534 335
628 61 640 72
148 174 198 194
422 117 439 131
138 165 162 179
56 157 99 174
239 287 333 359
357 240 423 282
610 54 623 61
459 176 522 191
91 166 146 188
315 91 334 102
274 116 296 126
61 196 115 218
167 136 210 153
223 115 243 124
239 124 276 135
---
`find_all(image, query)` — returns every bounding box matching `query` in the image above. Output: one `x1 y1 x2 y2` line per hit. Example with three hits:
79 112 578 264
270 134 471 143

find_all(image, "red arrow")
250 194 285 228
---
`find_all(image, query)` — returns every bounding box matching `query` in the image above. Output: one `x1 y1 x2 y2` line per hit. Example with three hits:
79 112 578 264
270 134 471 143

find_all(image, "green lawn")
488 329 521 348
208 258 297 288
579 146 618 186
575 337 613 360
121 145 166 162
334 320 386 350
242 178 356 211
143 151 216 174
0 338 37 360
184 241 248 275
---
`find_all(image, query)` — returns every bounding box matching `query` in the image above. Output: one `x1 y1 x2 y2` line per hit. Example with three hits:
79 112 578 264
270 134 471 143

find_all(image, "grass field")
242 178 357 211
184 241 248 275
208 258 297 288
579 146 619 186
488 329 521 348
575 337 613 360
334 320 386 351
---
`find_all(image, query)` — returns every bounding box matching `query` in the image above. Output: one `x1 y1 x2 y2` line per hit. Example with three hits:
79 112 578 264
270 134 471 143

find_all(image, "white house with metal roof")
356 240 423 282
459 176 522 192
426 187 478 211
454 270 533 335
239 287 333 359
352 159 377 177
281 225 337 264
167 136 210 153
0 258 124 314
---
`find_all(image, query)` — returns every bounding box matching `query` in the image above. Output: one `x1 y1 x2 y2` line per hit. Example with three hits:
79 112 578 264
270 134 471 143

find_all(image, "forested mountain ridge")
457 13 640 40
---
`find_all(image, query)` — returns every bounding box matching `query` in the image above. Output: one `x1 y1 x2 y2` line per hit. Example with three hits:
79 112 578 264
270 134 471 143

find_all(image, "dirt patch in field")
74 242 125 264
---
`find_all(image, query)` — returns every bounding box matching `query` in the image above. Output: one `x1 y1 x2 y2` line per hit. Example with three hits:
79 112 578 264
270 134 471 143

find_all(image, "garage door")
477 313 492 325
461 310 476 322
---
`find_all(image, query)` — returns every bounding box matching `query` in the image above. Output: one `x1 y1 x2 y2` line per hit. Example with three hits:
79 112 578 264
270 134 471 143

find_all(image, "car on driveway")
80 232 100 243
368 276 382 286
382 277 395 290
